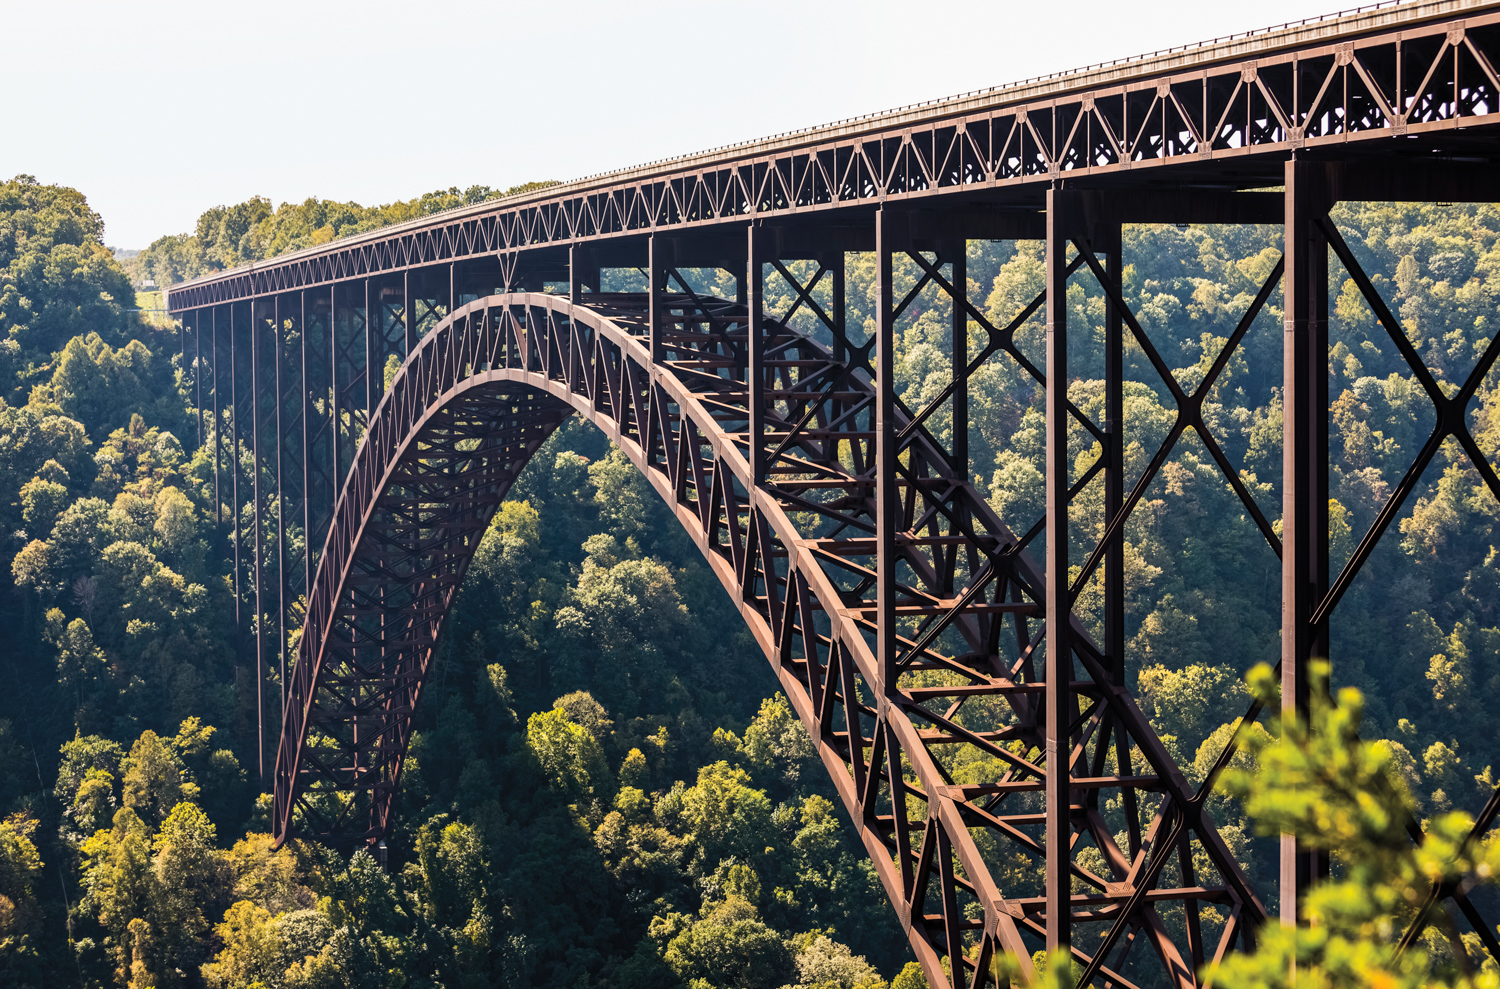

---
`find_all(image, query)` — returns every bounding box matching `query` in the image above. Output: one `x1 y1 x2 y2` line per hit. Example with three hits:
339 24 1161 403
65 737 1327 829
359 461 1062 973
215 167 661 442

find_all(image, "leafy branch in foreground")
1207 660 1500 989
987 660 1500 989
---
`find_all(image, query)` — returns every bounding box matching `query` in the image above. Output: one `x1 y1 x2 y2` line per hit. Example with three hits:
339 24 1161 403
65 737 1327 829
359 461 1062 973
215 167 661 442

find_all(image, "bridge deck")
167 0 1500 311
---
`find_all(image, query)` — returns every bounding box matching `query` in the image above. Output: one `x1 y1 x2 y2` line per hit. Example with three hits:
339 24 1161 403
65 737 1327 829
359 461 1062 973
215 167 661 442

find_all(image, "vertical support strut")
875 208 898 693
193 310 203 448
230 301 242 630
275 295 287 722
1102 220 1125 682
746 224 766 484
829 251 847 365
330 284 341 491
1043 185 1073 953
251 299 265 784
365 279 376 413
403 272 412 355
949 239 968 482
648 234 666 366
1281 157 1333 923
213 306 222 527
301 290 312 607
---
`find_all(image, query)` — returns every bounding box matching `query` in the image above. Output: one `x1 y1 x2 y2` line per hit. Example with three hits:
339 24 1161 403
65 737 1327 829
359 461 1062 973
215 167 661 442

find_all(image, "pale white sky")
6 0 1358 248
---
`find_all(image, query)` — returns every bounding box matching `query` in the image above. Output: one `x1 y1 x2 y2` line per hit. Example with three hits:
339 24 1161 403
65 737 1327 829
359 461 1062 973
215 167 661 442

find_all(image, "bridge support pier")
1043 186 1075 956
874 209 895 694
1281 157 1334 924
747 224 767 485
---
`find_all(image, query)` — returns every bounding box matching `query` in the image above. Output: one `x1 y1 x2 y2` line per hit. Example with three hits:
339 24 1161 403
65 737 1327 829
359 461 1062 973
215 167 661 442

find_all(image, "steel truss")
225 178 1500 985
269 251 1269 985
161 3 1500 985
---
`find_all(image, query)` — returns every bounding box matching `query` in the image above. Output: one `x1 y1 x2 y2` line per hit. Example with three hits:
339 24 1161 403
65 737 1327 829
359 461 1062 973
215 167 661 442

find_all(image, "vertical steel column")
448 263 455 316
1102 220 1125 679
193 311 203 449
330 284 340 490
746 225 766 483
251 299 265 784
213 306 222 527
874 209 898 692
301 290 312 605
365 280 375 411
230 301 242 627
949 240 968 482
569 246 599 302
830 251 847 364
649 235 666 364
275 296 287 724
1043 186 1073 953
403 272 413 355
1281 157 1333 924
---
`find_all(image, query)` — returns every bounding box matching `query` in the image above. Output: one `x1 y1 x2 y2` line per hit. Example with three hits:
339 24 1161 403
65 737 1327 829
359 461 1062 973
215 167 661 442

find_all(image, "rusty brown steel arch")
274 288 1268 989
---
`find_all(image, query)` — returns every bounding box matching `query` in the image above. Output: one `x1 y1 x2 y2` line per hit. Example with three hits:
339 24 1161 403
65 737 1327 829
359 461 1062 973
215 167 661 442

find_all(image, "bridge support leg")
329 285 341 502
192 310 203 449
274 298 286 735
747 225 766 485
252 300 267 783
212 305 222 527
828 251 846 365
947 238 967 485
875 209 899 692
1100 223 1124 688
230 301 243 633
364 280 376 417
1281 157 1334 924
402 273 412 355
649 235 671 364
1043 186 1075 956
569 246 598 302
300 290 315 606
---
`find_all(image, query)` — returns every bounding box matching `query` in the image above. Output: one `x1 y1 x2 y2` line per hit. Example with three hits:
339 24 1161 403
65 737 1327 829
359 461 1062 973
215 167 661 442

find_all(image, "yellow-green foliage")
1209 662 1500 989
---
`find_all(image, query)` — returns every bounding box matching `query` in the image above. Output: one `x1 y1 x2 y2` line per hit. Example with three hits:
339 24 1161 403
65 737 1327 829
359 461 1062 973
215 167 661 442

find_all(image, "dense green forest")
1 170 1499 987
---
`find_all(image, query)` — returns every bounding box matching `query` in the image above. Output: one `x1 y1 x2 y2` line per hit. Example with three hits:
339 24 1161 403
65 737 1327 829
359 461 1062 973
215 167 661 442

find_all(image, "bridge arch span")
274 291 1257 989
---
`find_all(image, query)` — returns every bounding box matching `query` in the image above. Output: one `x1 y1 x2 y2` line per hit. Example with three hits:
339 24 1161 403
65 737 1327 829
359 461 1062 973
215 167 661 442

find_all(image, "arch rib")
275 291 1262 989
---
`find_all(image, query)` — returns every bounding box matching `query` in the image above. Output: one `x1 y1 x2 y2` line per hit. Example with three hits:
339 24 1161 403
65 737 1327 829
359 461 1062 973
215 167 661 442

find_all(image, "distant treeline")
125 180 559 288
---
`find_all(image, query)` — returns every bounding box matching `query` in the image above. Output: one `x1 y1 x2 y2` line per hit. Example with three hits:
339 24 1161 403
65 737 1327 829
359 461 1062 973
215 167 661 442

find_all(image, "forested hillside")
0 171 1498 987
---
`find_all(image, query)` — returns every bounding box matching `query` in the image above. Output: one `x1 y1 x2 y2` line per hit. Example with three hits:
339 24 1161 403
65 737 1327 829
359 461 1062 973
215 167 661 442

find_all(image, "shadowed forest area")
1 172 1499 987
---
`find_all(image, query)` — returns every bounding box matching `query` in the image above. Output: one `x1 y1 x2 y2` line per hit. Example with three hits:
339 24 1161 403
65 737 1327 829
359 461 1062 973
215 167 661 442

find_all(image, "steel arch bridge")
166 2 1500 985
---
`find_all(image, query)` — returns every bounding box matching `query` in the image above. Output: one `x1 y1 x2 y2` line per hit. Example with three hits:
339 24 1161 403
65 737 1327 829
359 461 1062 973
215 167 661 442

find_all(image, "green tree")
0 814 44 984
526 708 614 815
1210 661 1500 988
122 730 198 824
0 175 137 358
